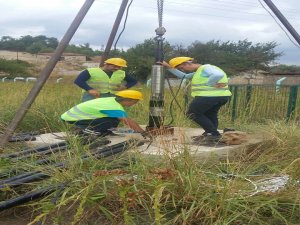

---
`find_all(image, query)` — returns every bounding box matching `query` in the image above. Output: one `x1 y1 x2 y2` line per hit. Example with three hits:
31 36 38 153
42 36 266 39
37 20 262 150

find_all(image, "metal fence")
223 85 299 122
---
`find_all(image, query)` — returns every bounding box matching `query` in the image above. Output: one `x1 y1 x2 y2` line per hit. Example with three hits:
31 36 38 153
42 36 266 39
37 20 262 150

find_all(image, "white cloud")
0 0 299 65
3 26 46 37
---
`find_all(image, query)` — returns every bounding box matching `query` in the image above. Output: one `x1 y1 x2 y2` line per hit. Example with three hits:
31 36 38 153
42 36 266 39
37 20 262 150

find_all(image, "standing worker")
159 57 232 142
74 58 138 102
61 90 148 137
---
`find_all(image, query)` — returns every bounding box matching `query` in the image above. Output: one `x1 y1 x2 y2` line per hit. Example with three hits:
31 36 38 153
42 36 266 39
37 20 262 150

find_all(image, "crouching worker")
61 90 148 138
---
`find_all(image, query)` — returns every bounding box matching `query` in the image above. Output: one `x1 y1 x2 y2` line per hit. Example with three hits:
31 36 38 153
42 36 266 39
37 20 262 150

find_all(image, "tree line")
0 35 100 57
1 35 299 81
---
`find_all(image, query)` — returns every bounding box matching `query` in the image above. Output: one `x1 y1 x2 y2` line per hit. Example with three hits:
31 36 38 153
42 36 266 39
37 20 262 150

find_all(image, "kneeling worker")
61 90 147 137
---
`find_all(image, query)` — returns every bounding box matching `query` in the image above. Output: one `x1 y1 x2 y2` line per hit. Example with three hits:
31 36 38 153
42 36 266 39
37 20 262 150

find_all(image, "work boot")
82 128 104 136
191 132 209 141
223 128 235 133
80 129 120 137
192 135 207 142
72 128 85 136
192 134 223 145
102 130 121 137
80 135 111 148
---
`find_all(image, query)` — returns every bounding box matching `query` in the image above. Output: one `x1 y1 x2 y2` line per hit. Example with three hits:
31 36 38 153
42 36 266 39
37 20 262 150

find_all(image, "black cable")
0 185 58 211
114 0 134 50
0 139 142 190
0 171 40 186
13 145 68 161
0 141 67 159
0 140 144 211
165 75 186 126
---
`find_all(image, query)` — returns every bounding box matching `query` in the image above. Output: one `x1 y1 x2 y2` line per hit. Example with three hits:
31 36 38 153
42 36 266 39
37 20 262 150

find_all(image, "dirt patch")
0 50 86 77
0 208 38 225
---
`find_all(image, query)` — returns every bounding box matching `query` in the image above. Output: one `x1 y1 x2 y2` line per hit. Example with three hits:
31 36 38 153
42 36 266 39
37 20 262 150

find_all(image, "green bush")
0 59 32 76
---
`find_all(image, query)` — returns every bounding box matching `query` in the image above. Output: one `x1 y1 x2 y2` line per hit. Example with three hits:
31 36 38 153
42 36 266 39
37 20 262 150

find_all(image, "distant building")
0 50 88 62
37 52 87 62
229 72 300 85
261 72 300 85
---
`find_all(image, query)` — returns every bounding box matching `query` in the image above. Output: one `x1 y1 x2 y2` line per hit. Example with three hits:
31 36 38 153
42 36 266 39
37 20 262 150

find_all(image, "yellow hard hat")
115 90 143 100
104 58 127 67
169 57 194 68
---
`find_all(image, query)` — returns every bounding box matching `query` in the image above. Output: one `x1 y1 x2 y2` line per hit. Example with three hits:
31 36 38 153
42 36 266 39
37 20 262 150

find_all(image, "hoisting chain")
157 0 164 28
155 0 166 36
155 0 166 61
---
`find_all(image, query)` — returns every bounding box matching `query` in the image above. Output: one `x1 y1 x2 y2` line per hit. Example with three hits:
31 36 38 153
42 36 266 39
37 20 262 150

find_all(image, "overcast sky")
0 0 300 65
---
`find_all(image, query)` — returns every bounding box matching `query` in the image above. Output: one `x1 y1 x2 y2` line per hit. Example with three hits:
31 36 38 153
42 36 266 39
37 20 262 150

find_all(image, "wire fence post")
231 86 238 122
246 84 252 106
286 86 298 120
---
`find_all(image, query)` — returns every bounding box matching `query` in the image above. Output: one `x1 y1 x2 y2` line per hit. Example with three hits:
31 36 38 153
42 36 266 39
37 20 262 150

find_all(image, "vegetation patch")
0 59 33 77
0 82 300 224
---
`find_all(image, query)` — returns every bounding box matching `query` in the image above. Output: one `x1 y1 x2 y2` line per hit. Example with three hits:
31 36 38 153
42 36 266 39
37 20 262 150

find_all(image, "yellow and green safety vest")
61 97 125 121
84 68 126 94
191 65 231 97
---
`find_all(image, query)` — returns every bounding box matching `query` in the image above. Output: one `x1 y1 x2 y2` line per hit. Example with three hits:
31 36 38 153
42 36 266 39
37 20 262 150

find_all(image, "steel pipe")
99 0 129 66
148 65 165 128
0 0 95 148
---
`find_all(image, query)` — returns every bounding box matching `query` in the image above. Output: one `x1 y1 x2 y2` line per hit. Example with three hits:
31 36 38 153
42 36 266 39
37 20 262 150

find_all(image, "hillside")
0 50 99 78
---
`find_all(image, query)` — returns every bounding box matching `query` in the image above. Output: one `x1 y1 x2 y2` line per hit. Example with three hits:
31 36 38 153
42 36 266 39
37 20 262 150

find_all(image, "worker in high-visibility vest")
74 58 138 102
61 90 148 137
158 57 232 142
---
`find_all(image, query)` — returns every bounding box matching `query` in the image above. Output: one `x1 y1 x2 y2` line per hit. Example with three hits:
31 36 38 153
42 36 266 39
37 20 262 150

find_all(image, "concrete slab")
122 127 260 158
27 132 66 146
25 127 262 159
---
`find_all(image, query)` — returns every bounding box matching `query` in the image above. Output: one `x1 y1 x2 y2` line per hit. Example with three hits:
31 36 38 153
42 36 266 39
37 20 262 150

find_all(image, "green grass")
0 82 300 224
0 82 81 132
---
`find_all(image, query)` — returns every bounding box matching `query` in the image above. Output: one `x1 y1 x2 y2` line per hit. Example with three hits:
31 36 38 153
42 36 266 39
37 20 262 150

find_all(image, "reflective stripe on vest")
191 82 229 91
65 106 99 120
84 68 125 94
191 65 231 97
61 97 125 121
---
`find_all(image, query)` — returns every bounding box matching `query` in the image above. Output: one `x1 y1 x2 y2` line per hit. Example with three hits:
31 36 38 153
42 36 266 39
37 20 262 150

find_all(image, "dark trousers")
68 118 120 133
187 96 230 136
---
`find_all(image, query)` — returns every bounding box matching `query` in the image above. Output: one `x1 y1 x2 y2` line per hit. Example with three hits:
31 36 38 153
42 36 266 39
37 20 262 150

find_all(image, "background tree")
187 40 282 75
0 35 292 80
122 38 173 81
0 35 59 54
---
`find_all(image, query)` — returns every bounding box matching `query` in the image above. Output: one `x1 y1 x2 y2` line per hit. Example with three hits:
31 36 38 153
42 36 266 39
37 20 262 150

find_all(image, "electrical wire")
113 0 134 50
257 0 300 49
98 0 300 17
97 0 300 21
